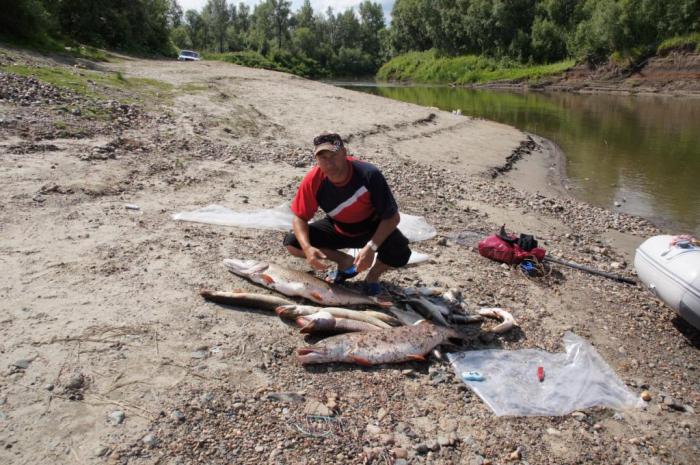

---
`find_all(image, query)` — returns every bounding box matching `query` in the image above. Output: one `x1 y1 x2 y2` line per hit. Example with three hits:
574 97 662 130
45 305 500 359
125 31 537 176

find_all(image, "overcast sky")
178 0 395 19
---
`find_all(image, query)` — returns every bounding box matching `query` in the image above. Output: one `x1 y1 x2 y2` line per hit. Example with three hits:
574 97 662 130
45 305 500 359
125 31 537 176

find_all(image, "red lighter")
537 366 545 382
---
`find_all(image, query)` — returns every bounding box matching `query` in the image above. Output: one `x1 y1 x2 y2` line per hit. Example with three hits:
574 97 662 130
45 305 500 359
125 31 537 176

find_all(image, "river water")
337 83 700 236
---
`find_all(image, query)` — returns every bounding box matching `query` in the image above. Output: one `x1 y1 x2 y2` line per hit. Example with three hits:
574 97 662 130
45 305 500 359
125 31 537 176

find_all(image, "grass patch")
178 82 210 93
377 50 574 84
0 63 172 104
1 35 111 62
657 33 700 55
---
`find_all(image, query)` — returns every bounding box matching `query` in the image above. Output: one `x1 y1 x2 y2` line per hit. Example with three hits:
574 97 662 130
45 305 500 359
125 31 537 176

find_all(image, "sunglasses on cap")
313 133 343 147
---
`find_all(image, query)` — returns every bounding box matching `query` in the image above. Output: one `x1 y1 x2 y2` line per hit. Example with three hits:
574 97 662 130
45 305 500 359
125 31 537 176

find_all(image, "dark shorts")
283 217 412 268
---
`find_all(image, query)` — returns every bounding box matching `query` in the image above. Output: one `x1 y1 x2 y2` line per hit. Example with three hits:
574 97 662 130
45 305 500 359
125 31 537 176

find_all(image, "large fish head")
298 312 335 334
296 343 344 364
223 259 269 277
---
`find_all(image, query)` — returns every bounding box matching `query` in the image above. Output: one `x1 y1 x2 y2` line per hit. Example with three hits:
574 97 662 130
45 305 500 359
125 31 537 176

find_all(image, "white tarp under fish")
172 204 436 264
448 332 639 416
173 204 436 242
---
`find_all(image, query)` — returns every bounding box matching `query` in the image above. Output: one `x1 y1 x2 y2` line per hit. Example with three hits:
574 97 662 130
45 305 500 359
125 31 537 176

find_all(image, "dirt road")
0 49 698 465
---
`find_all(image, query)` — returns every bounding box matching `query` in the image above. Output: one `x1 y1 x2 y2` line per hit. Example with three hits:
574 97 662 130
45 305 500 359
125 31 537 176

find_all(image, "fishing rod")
544 255 637 285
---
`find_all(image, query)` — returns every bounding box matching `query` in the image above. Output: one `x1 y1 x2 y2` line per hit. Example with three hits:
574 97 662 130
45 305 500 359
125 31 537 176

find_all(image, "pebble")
109 410 125 425
426 439 440 451
190 350 209 359
366 424 382 436
12 359 32 369
142 434 157 447
65 374 85 390
170 410 186 422
94 446 109 457
302 398 332 417
437 434 455 447
641 390 652 402
254 445 264 452
414 443 430 454
546 428 561 436
393 447 408 459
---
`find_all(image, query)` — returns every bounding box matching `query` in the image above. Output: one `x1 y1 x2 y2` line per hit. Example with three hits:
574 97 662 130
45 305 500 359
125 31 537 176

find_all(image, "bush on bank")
657 33 700 55
376 50 575 84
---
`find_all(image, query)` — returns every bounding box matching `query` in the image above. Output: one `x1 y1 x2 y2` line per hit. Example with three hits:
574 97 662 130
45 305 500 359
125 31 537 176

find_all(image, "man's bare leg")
365 259 391 283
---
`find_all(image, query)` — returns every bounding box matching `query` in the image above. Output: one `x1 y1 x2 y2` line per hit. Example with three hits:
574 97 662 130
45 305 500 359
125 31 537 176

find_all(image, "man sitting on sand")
283 132 411 296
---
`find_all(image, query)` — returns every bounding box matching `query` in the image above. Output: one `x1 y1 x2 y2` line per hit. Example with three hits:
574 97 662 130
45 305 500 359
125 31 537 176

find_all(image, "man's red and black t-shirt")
291 157 398 236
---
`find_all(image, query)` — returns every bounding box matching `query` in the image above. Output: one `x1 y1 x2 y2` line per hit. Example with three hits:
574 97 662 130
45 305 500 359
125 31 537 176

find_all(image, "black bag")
498 225 538 251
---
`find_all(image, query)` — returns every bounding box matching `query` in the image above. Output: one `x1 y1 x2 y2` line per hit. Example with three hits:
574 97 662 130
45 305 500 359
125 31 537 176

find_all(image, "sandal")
325 264 358 284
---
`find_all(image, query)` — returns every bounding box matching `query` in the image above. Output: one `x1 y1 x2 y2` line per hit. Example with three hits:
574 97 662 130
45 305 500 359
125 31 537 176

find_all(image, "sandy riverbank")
1 48 698 465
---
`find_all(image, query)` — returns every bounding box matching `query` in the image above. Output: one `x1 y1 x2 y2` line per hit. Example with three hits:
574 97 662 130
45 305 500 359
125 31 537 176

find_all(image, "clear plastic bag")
448 332 639 416
172 204 436 242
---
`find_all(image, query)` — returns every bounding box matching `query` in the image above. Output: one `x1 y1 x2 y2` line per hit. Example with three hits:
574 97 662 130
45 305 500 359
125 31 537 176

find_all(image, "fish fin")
310 292 324 303
350 356 373 367
373 298 393 308
407 354 427 362
261 274 275 285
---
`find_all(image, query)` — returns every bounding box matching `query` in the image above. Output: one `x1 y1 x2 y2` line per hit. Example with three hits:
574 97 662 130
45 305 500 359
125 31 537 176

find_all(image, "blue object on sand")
462 371 485 382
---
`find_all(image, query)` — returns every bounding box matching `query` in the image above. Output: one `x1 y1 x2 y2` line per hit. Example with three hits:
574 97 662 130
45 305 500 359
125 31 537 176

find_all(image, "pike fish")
224 259 391 308
296 313 382 334
403 297 449 326
297 321 467 366
276 305 392 329
478 308 517 333
200 289 293 311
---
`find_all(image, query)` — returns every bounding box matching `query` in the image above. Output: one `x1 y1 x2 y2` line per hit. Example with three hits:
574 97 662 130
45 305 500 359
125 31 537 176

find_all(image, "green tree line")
170 0 387 77
2 0 699 76
389 0 700 64
1 0 179 55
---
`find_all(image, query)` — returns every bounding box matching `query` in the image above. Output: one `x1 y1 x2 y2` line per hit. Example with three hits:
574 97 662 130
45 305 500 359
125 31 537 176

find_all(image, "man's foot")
363 282 382 296
325 264 358 284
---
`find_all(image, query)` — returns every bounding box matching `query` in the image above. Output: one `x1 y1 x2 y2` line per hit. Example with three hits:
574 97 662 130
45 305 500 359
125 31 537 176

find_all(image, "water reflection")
342 84 700 235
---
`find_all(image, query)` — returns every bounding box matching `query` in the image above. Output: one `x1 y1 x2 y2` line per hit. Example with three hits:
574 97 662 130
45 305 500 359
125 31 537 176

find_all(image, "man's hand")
304 246 329 270
353 245 375 273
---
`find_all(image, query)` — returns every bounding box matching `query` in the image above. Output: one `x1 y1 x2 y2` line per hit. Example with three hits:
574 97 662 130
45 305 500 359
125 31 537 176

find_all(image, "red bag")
478 231 546 265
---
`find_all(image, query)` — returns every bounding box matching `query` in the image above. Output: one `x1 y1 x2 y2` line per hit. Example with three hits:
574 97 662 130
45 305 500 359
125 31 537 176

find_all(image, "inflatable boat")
635 235 700 329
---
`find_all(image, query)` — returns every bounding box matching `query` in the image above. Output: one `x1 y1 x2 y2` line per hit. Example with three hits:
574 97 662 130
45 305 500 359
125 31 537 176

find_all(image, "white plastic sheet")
172 204 294 231
172 204 437 243
448 332 639 416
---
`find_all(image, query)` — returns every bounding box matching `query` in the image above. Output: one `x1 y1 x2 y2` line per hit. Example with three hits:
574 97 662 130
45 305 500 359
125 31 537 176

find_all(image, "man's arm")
292 215 328 270
353 211 400 272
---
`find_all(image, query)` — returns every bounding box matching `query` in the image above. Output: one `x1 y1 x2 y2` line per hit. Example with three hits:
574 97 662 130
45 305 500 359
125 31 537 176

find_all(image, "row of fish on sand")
199 258 518 367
